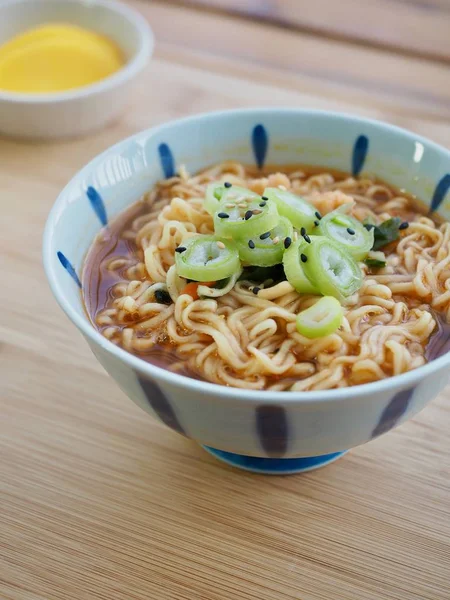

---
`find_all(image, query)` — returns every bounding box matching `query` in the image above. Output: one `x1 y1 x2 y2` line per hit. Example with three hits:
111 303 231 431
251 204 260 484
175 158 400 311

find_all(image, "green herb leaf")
365 258 386 268
372 217 402 250
214 277 231 289
238 264 286 284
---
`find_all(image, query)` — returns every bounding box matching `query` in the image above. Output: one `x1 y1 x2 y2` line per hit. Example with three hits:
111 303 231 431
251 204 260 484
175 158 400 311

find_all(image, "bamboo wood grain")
1 2 450 599
171 0 450 64
141 0 450 119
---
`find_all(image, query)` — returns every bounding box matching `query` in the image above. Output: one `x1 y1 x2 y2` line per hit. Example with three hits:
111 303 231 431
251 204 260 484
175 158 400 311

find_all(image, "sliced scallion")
318 210 374 260
175 235 240 281
204 183 226 215
364 250 386 269
283 237 319 294
302 236 363 299
213 189 279 239
264 187 317 232
236 217 294 267
296 296 343 338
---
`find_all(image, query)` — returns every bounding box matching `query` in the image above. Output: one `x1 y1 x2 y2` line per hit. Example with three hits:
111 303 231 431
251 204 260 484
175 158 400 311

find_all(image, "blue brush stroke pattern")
352 135 369 177
252 124 268 169
371 387 415 439
86 186 108 227
57 251 82 288
203 447 346 474
256 405 288 457
137 374 186 435
430 174 450 213
158 143 175 179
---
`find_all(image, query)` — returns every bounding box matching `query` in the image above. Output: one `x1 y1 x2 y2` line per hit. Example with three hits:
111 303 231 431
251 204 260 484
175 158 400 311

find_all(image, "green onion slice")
364 250 386 269
204 183 226 215
264 187 317 232
221 185 260 203
205 184 259 216
175 235 241 282
213 189 279 239
283 237 319 294
318 210 374 261
296 296 343 339
236 217 293 267
302 236 363 299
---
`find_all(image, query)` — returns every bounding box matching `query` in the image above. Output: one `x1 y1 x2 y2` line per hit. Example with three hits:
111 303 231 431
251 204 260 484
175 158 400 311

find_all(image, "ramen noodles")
82 162 450 391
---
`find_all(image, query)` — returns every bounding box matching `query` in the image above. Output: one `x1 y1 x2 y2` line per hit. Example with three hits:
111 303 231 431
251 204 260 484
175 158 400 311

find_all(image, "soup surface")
83 162 450 391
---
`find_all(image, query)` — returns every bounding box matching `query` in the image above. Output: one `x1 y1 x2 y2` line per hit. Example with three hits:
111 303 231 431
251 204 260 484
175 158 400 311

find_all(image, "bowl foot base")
202 447 347 474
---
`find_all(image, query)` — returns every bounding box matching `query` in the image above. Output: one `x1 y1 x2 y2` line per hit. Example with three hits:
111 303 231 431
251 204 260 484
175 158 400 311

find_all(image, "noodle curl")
89 163 447 390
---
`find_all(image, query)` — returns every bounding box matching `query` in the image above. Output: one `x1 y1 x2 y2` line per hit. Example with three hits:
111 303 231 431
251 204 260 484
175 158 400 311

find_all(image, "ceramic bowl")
0 0 153 139
43 109 450 474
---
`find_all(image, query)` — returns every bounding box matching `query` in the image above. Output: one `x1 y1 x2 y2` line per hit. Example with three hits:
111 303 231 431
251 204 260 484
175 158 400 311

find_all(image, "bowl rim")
43 107 450 404
0 0 153 103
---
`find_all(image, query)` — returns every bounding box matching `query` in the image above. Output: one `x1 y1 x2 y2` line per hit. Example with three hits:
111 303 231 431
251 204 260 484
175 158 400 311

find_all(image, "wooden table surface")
2 1 450 598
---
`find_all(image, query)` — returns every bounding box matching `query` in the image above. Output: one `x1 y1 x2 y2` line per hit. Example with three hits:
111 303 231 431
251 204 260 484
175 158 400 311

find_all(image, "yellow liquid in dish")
0 24 125 93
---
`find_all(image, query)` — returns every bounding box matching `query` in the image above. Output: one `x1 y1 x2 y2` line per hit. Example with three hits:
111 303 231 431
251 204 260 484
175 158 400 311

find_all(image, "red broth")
82 164 447 386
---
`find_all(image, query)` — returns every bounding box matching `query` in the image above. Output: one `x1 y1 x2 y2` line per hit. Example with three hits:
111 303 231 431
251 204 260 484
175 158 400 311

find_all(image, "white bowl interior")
0 0 142 64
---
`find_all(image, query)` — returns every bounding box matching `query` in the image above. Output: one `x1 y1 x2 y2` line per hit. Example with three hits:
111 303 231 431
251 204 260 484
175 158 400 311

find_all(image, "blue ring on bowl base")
203 447 347 474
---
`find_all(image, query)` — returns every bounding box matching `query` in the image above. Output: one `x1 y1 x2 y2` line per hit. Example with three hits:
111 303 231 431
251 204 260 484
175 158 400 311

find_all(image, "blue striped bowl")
43 109 450 474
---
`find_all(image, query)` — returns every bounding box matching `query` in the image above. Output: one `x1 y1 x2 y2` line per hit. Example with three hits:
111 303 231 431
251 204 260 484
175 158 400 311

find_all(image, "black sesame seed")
300 227 306 236
248 239 255 249
284 237 292 249
259 202 267 207
252 287 261 295
154 289 172 305
399 221 409 230
364 223 374 231
175 246 186 253
300 253 308 263
260 231 271 240
315 211 322 220
244 210 253 220
261 196 268 200
303 234 311 243
224 182 232 188
314 220 319 227
347 227 355 235
217 212 229 219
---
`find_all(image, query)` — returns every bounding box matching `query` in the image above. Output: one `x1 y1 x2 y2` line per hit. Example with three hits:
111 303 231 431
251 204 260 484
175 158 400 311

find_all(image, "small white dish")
0 0 153 139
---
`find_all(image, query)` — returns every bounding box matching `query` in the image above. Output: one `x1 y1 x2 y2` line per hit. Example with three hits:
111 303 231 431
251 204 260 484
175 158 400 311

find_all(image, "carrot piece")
181 281 216 300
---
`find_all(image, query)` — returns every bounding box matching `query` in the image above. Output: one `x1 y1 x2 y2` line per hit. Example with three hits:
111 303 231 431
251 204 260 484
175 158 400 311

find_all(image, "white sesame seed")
293 231 298 241
272 236 280 245
216 241 226 249
225 203 235 209
278 185 287 191
238 203 247 208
